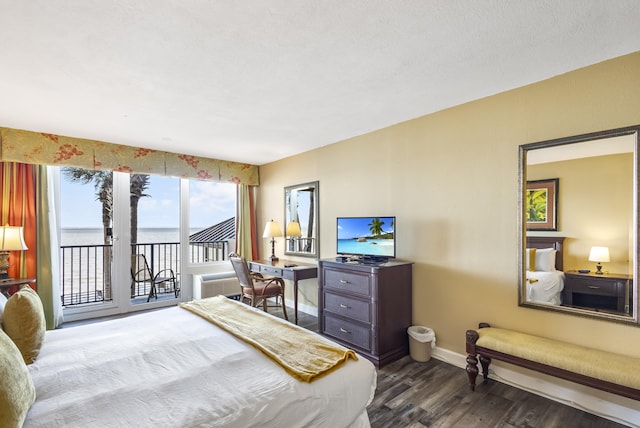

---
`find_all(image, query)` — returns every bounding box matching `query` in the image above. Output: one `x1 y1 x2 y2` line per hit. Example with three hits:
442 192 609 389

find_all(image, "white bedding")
526 270 565 305
24 306 377 428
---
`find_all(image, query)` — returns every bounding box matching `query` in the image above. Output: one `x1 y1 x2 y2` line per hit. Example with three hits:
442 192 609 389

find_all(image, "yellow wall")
257 52 640 358
528 153 633 275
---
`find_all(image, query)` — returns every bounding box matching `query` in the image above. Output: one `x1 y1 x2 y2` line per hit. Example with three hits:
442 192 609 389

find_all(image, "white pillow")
526 248 557 272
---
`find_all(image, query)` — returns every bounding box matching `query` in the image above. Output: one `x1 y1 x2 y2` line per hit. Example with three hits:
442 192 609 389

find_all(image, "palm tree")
62 168 150 299
368 217 385 238
63 169 113 244
129 174 150 245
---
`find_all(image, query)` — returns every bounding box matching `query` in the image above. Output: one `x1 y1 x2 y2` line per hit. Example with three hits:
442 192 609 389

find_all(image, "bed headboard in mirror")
518 125 639 324
526 236 564 271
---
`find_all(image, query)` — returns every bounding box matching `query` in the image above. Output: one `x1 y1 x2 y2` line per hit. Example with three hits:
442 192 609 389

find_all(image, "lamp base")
0 269 14 282
267 238 279 263
0 252 9 277
595 263 604 275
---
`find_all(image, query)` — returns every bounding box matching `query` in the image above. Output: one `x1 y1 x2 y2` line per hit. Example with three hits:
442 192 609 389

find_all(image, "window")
188 180 236 263
59 167 237 315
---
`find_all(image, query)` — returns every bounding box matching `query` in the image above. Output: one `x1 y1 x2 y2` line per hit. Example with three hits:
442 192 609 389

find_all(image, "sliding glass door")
130 175 181 305
60 169 182 319
59 168 114 308
59 167 236 321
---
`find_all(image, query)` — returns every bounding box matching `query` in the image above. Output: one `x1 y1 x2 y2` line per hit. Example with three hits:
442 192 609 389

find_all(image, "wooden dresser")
564 271 633 314
318 259 413 368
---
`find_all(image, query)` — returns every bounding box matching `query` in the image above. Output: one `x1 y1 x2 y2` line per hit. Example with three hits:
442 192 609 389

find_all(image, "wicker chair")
229 253 288 320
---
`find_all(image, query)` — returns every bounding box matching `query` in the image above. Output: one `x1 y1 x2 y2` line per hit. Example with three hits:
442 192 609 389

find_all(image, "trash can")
407 326 436 362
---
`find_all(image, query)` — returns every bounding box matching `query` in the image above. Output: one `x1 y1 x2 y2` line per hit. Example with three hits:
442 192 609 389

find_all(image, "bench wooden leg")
479 355 491 382
465 329 481 391
466 353 479 391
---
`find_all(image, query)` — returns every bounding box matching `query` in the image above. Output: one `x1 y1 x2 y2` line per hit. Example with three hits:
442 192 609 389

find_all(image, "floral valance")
0 126 259 185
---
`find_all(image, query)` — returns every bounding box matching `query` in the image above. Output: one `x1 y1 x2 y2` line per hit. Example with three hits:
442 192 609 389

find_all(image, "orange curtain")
0 162 37 288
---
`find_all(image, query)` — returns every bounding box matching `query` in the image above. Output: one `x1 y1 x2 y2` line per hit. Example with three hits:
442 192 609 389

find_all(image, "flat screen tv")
336 216 396 261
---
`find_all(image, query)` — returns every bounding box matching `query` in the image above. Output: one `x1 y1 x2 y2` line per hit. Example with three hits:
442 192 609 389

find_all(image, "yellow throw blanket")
180 295 358 382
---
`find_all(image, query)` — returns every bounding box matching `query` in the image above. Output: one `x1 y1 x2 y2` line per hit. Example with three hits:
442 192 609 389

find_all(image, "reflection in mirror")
519 126 639 324
284 181 319 258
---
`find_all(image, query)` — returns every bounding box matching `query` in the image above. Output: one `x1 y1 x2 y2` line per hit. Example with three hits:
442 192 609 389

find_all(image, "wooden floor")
65 303 627 427
368 356 626 428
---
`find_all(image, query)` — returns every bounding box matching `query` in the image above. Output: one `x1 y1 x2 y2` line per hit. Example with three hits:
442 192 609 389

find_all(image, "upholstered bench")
465 322 640 401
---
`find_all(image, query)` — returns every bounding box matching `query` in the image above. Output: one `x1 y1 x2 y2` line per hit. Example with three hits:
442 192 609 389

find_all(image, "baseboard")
431 347 640 428
284 298 318 317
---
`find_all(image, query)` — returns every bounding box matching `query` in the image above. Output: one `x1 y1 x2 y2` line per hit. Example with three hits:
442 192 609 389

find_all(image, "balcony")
60 240 230 307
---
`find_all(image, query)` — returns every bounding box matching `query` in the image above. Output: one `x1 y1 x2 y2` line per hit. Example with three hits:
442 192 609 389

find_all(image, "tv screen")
336 216 396 259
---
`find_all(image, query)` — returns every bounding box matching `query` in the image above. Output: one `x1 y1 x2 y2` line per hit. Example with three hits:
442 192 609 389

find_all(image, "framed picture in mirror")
525 178 558 231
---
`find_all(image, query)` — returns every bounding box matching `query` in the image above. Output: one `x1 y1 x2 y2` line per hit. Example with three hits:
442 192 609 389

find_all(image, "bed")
525 236 566 305
21 297 377 428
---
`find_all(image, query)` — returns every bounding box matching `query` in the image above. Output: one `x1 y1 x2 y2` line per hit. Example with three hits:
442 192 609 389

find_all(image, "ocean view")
61 227 204 246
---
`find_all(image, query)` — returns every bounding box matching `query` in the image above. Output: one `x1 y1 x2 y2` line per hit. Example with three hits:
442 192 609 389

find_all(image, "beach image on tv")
337 216 395 257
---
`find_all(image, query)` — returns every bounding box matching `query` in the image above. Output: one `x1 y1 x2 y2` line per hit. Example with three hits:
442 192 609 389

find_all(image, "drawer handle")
588 286 601 289
339 279 351 284
339 327 351 334
339 303 350 309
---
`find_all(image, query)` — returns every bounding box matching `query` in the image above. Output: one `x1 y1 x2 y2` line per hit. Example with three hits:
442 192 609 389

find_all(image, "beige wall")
257 52 640 359
528 153 633 275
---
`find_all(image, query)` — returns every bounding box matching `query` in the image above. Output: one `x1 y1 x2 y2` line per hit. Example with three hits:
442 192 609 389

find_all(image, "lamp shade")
0 226 28 251
286 221 302 237
588 246 610 263
263 220 283 238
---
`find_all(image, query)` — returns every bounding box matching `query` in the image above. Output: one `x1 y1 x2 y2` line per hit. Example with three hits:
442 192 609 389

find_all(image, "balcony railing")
60 240 231 307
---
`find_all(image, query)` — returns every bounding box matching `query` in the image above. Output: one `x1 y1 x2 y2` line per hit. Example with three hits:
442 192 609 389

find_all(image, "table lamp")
589 246 610 275
286 221 302 251
0 225 28 280
263 220 283 262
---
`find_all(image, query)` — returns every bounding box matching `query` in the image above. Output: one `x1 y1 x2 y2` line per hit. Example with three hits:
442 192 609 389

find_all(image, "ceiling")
1 1 639 166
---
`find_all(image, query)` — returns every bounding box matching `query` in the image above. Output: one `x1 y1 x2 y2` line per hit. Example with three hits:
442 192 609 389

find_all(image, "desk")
0 278 36 298
248 259 318 325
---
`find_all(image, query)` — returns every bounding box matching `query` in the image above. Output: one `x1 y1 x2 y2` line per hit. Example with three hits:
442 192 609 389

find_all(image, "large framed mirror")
518 125 640 324
284 181 319 258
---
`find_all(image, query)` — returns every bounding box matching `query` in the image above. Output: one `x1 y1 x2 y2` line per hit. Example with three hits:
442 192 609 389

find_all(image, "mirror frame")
518 125 640 324
284 181 319 259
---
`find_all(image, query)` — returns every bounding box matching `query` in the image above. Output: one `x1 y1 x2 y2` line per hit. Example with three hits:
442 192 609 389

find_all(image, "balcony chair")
130 254 179 302
229 253 288 320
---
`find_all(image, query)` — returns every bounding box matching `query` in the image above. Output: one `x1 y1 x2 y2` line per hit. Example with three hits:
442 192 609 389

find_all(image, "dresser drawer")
323 268 371 297
323 291 371 323
323 315 371 351
568 277 620 296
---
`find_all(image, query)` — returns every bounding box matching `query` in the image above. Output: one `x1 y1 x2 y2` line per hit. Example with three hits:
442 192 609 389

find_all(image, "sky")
337 216 395 240
60 172 236 229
